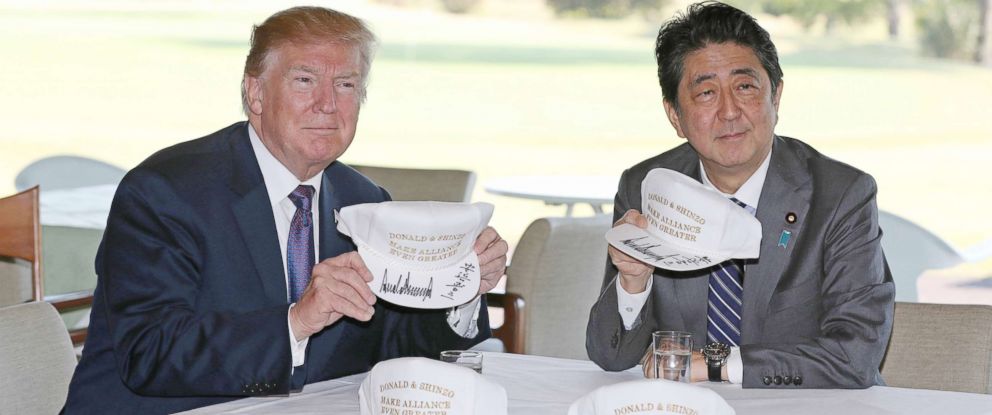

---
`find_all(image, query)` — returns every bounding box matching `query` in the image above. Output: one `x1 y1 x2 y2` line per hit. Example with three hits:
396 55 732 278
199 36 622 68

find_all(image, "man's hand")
641 347 710 382
474 226 508 295
289 252 377 341
610 209 654 294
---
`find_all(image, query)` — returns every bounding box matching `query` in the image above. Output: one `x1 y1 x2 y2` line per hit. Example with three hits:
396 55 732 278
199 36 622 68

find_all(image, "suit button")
611 333 619 348
762 376 772 385
773 376 782 385
783 376 792 385
793 376 803 386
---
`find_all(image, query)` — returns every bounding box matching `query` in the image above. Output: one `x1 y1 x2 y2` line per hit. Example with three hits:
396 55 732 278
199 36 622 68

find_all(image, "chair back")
505 214 611 359
0 301 78 413
880 302 992 394
878 210 964 302
15 155 125 192
0 188 95 344
352 164 476 203
0 187 42 305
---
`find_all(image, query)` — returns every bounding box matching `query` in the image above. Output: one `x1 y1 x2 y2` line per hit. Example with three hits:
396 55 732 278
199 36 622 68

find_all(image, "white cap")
605 168 761 271
568 379 735 415
359 357 507 415
337 201 494 309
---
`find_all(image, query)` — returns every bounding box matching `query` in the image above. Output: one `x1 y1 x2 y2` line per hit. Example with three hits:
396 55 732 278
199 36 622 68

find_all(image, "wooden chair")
487 215 611 359
0 186 93 345
351 164 477 203
0 301 78 413
880 302 992 394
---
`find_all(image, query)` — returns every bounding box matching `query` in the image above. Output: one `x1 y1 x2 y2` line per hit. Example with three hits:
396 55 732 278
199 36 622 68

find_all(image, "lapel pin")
778 230 792 248
786 212 797 224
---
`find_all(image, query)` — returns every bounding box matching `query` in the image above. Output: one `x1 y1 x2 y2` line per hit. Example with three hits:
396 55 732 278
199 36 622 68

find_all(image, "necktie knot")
729 197 756 216
289 185 315 212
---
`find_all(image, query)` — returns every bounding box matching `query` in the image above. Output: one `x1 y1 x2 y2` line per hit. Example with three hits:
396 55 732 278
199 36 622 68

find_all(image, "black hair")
655 1 783 111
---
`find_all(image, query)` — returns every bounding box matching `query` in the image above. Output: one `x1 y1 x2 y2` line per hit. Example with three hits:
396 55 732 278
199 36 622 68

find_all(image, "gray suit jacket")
586 136 894 389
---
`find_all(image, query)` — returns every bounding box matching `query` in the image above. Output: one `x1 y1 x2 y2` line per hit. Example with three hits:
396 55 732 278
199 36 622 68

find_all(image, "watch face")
702 342 730 360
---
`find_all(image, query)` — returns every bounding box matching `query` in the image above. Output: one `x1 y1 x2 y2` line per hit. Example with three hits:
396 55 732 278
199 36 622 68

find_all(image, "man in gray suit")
586 2 894 388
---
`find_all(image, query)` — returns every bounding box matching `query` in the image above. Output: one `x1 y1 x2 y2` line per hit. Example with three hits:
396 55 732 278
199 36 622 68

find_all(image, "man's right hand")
609 209 654 294
289 251 377 341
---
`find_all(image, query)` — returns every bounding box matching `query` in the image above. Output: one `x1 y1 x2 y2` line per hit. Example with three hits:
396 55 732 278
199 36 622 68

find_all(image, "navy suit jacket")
63 122 489 413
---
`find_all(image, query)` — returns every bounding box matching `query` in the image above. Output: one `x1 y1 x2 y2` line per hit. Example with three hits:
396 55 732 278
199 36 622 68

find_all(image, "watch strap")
708 362 722 382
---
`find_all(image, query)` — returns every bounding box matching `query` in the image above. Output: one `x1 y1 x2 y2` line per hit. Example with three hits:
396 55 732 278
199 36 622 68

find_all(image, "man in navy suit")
63 7 508 413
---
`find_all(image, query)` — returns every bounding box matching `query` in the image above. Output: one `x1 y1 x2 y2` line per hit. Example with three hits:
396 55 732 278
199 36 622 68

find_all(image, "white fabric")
358 357 507 415
616 274 652 330
727 347 743 384
448 295 483 338
177 352 992 415
605 169 762 271
38 183 116 229
336 201 494 309
568 379 735 415
697 151 771 209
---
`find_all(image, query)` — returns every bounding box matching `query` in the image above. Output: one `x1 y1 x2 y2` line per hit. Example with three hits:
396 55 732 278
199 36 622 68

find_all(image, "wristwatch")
701 342 731 382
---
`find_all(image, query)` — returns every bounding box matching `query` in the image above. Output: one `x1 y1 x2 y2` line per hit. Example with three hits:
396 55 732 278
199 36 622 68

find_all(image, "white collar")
699 147 771 210
247 123 323 204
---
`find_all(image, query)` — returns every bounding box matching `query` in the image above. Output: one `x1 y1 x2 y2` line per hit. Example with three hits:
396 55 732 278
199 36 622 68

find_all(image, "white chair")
0 301 78 413
488 215 611 359
351 164 476 203
15 155 125 192
878 210 965 302
880 302 992 394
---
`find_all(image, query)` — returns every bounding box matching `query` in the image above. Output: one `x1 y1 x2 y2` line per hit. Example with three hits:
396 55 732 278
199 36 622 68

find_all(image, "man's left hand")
474 226 508 294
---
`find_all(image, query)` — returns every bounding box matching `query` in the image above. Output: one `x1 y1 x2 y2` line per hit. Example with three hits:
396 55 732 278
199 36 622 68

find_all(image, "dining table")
179 352 992 414
484 175 618 216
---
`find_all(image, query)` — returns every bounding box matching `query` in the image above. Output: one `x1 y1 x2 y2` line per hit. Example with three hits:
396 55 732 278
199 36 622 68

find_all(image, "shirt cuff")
616 275 653 330
447 295 482 338
287 304 310 368
727 346 743 384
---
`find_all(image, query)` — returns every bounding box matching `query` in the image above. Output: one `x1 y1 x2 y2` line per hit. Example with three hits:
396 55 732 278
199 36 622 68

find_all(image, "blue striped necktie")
287 185 315 303
707 197 754 346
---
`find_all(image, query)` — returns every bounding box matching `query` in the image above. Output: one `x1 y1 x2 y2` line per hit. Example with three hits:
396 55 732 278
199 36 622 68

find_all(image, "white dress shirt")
247 125 480 368
616 150 772 383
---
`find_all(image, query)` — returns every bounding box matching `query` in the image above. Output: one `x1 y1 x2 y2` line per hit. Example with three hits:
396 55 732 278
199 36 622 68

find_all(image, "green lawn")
1 0 990 275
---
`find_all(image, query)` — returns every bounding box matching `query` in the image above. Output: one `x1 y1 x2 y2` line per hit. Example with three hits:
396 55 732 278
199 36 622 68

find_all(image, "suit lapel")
318 164 359 260
226 124 288 305
740 137 811 343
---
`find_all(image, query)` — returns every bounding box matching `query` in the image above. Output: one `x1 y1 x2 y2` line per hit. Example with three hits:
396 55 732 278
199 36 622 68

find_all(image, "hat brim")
358 242 482 309
605 223 730 271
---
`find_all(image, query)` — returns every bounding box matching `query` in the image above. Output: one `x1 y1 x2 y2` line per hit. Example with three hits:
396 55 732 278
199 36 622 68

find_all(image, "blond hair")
241 6 377 114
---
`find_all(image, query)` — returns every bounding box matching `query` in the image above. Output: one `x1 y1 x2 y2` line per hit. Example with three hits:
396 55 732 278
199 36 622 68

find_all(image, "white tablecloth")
38 183 116 230
180 352 992 414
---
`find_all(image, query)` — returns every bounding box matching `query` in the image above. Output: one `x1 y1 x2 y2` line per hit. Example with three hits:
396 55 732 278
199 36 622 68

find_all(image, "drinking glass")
652 331 692 382
440 350 483 373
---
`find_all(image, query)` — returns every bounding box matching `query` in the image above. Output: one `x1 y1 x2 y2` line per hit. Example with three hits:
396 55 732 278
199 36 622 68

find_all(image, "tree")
887 0 902 39
545 0 668 19
759 0 883 34
913 0 979 60
978 0 992 66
